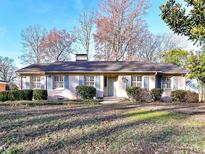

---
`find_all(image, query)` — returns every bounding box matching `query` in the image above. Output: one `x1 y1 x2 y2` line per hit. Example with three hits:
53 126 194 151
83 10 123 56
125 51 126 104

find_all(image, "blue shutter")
173 77 178 90
47 75 53 90
144 76 149 89
157 76 162 88
64 75 69 89
95 76 100 90
126 76 131 88
79 75 84 85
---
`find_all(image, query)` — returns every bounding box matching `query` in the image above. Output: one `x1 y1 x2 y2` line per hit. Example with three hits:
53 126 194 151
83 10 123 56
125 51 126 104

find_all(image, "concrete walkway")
100 97 127 105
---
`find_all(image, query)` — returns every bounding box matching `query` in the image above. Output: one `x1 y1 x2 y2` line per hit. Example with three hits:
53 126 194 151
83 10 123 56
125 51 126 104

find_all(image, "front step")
101 97 127 105
103 97 126 101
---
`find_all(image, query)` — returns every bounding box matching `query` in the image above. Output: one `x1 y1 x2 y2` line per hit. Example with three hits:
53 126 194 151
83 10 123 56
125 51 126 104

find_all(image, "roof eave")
17 70 187 75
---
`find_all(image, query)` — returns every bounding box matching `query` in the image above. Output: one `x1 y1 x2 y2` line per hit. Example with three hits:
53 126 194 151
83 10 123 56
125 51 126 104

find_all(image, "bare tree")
94 0 148 61
134 33 171 62
134 32 191 62
0 57 17 82
74 10 95 58
20 25 47 65
42 28 76 62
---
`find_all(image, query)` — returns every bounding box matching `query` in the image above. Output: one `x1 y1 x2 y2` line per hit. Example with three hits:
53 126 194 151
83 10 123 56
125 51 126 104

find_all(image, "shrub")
150 88 164 101
0 90 33 102
171 90 187 102
171 90 199 103
126 87 140 98
8 90 21 101
0 91 9 102
184 91 198 103
6 83 18 90
33 90 48 100
126 87 152 103
21 90 33 100
76 86 96 99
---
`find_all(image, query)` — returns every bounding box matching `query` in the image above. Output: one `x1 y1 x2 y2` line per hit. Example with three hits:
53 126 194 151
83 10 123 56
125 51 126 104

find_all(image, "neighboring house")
186 79 199 93
0 80 7 92
16 54 187 100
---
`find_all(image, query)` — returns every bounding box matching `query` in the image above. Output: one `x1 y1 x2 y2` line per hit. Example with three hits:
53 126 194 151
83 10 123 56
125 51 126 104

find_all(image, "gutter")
16 71 187 76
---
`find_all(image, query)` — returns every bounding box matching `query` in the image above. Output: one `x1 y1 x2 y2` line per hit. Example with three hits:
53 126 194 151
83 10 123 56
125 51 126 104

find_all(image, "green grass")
0 103 205 153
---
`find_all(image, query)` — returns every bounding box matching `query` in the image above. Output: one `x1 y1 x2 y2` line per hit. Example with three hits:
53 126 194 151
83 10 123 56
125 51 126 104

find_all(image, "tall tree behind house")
74 10 95 59
41 28 76 62
20 25 47 65
94 0 148 61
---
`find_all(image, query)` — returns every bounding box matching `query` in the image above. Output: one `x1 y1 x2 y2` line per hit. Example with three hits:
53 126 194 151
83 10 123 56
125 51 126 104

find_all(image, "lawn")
0 102 205 153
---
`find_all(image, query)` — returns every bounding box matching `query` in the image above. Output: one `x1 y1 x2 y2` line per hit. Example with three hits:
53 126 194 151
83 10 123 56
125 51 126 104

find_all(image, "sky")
0 0 196 68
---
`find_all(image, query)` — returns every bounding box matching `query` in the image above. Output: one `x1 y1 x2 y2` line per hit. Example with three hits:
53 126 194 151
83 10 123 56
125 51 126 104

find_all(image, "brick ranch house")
16 54 187 100
0 80 7 92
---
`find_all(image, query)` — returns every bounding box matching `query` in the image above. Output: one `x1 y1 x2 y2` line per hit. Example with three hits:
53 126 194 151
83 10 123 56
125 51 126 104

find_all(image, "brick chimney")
76 54 88 61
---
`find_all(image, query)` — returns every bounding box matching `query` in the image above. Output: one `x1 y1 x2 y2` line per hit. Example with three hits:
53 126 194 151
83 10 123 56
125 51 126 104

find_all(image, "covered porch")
102 75 128 98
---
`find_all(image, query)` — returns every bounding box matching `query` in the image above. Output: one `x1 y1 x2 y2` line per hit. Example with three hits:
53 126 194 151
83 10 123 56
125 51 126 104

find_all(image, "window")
54 76 64 89
131 76 142 87
84 76 95 87
31 76 41 89
162 77 171 89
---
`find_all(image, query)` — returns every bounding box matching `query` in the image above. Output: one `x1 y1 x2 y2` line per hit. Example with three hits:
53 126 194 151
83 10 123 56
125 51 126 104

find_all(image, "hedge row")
0 90 47 102
126 87 199 103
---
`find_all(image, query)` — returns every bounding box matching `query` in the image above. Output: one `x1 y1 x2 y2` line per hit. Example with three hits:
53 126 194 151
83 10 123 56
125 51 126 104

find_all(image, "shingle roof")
16 61 188 74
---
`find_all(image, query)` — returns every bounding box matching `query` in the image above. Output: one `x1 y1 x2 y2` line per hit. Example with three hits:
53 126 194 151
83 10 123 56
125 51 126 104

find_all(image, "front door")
108 77 116 96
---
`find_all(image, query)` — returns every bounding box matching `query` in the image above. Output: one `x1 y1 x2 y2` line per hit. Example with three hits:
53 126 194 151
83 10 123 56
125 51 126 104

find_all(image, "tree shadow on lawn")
0 103 137 122
1 110 163 145
1 105 203 143
0 103 201 121
28 111 188 153
135 128 179 153
1 104 205 152
0 104 140 133
1 103 202 128
0 105 100 121
0 103 194 134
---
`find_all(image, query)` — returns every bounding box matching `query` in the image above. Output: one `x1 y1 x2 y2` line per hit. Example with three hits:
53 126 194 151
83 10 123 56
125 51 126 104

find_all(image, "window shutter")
144 76 149 89
47 75 53 90
157 76 162 88
126 76 131 88
95 76 101 90
64 75 69 89
41 76 45 89
173 77 178 90
26 76 30 89
79 75 84 85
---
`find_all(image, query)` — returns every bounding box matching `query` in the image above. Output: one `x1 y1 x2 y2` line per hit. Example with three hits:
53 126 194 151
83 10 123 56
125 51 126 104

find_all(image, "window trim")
84 75 95 87
131 76 142 88
31 76 41 89
53 75 64 90
161 77 171 90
